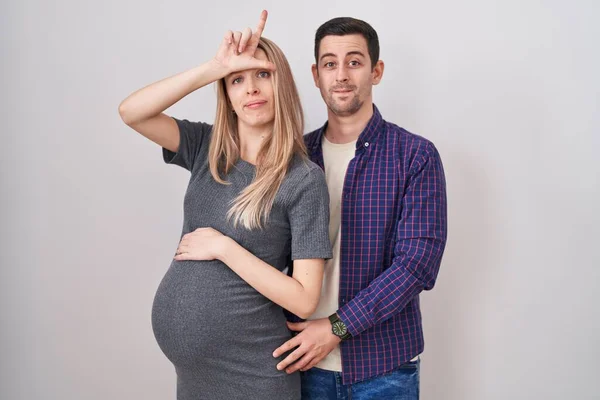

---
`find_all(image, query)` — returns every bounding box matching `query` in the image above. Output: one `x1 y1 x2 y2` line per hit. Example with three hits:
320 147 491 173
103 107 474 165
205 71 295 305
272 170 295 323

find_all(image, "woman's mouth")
245 100 267 109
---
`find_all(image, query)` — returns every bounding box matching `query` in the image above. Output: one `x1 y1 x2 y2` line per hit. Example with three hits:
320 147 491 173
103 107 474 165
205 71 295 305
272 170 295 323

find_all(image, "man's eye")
324 62 335 68
349 61 360 66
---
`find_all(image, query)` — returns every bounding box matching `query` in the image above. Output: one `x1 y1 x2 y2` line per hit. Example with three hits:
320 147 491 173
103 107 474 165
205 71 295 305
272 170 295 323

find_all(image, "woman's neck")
238 123 272 165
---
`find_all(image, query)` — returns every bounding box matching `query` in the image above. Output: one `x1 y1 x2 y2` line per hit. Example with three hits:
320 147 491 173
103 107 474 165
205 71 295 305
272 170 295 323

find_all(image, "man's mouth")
332 87 355 94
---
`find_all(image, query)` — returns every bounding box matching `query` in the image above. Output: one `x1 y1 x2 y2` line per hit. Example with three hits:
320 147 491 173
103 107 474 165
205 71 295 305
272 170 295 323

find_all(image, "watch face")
332 321 347 337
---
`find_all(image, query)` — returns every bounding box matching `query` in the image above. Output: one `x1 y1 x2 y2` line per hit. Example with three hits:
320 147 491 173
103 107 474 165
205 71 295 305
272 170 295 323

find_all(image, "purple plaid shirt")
304 105 447 384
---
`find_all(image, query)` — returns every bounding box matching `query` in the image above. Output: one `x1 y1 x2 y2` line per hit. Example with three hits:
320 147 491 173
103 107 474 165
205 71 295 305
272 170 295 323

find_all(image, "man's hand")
273 318 341 373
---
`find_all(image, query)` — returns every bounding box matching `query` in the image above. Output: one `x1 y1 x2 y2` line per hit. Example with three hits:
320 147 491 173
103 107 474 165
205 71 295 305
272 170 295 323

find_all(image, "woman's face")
225 49 275 132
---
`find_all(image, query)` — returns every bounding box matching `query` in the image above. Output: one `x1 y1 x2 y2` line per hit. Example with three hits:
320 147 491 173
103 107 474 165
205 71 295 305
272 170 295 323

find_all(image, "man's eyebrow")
320 51 367 62
346 51 366 58
319 52 337 61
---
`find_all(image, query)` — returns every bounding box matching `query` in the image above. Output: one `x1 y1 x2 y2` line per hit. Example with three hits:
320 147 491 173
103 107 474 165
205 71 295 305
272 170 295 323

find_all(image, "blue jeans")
301 359 420 400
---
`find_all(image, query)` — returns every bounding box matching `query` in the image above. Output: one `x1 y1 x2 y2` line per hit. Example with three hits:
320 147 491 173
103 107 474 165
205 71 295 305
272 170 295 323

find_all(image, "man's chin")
328 100 363 117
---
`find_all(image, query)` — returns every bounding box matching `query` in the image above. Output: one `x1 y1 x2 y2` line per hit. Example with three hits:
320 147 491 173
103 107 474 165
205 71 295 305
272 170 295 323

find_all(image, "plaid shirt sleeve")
337 143 448 336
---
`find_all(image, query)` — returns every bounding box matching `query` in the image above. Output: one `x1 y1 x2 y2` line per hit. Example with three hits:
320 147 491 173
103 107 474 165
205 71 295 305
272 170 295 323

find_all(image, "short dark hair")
314 17 380 68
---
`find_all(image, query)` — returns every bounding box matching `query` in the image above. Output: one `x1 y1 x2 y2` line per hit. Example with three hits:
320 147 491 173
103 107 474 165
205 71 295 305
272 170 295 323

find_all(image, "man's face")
312 34 383 117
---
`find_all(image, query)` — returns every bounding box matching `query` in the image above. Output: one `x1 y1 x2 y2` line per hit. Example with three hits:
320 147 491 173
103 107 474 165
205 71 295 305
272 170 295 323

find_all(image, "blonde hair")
209 37 307 230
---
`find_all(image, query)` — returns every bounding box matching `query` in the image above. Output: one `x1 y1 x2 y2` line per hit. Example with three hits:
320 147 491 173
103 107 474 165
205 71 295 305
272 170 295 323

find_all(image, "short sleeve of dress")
287 165 333 261
162 118 213 171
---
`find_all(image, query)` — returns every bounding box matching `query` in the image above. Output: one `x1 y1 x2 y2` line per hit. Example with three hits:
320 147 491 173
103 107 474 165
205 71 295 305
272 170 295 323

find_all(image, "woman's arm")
117 62 227 152
117 10 274 153
220 239 324 319
175 228 324 319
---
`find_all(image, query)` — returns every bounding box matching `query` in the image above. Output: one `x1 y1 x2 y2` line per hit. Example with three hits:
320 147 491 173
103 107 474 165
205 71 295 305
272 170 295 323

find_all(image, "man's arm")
339 142 447 335
273 142 447 373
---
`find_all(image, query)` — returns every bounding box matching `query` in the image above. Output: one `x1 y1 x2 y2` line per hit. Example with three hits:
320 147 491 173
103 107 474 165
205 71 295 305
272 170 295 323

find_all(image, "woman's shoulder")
273 154 328 210
276 154 328 205
286 154 326 185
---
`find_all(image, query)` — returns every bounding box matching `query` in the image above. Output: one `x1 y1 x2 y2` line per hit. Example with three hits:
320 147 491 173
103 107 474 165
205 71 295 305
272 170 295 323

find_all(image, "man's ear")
311 64 320 88
372 60 385 85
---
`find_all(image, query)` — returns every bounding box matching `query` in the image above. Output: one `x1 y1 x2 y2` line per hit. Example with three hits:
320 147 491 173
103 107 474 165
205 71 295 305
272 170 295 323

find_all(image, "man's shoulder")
382 119 438 159
303 127 323 148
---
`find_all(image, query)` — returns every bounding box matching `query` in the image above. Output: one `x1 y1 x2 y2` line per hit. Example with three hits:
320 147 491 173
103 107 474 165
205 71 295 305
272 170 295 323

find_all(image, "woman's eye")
232 77 242 84
258 71 271 78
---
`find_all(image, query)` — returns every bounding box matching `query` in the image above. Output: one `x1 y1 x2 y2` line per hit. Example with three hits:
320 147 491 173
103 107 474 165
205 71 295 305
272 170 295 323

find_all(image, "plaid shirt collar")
307 104 384 156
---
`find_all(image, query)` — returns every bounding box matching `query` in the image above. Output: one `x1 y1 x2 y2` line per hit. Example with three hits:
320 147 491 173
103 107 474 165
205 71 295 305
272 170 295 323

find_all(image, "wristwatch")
328 313 352 341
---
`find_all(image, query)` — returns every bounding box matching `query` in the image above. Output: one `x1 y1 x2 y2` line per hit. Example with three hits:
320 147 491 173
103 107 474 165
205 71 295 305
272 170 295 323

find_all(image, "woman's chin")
239 115 274 129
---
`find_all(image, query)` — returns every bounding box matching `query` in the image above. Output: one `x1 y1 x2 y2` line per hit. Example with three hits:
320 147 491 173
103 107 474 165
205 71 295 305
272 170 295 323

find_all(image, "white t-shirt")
308 135 420 371
308 136 357 372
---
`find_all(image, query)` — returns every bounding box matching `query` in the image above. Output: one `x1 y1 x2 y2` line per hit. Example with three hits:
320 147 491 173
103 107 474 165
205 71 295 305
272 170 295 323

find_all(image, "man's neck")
324 102 374 144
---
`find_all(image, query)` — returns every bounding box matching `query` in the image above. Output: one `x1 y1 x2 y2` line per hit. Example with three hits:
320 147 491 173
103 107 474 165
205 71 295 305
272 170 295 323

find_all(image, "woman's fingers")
214 11 269 72
231 31 242 54
247 57 276 71
244 10 268 54
239 27 252 54
254 10 268 39
223 30 233 45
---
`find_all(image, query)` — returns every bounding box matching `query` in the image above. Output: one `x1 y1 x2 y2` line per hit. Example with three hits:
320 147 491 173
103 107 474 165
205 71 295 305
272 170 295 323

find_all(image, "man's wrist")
328 312 352 341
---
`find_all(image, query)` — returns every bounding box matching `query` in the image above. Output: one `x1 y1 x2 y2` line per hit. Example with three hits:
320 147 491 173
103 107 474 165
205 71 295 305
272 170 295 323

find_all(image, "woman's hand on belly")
174 227 232 261
174 227 324 320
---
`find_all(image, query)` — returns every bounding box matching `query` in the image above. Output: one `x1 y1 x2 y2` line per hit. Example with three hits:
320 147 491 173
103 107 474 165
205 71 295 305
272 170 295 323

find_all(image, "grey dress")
151 119 332 400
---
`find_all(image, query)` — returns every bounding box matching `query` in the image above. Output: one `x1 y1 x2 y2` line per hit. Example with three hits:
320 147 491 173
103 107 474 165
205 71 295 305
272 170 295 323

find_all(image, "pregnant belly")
151 260 291 370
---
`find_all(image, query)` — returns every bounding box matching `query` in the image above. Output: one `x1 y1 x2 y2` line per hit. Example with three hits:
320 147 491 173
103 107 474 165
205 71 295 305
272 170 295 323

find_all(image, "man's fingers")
300 358 321 372
254 10 268 38
276 345 308 371
272 336 300 358
286 354 314 374
286 321 307 332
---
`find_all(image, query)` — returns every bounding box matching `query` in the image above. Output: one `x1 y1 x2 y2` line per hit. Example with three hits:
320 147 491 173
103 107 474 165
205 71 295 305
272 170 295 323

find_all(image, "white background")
1 0 598 399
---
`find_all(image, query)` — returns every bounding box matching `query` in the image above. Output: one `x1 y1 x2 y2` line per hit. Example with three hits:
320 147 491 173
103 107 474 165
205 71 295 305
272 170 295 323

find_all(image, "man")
273 17 448 399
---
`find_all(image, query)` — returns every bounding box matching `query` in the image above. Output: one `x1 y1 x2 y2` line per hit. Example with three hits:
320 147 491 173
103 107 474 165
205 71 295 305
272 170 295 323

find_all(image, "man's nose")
336 65 349 82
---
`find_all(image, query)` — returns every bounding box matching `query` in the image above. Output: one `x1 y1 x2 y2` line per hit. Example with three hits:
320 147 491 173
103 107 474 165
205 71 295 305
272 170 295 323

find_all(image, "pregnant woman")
118 11 331 400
